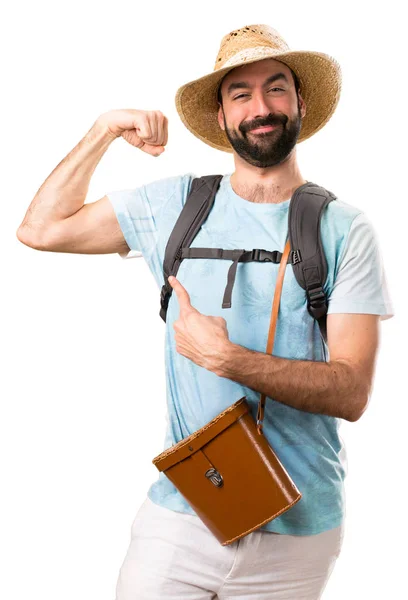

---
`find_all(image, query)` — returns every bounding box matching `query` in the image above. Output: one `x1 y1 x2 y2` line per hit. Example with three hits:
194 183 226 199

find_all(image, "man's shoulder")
320 192 364 237
315 191 369 275
144 172 230 209
325 194 362 220
142 171 198 197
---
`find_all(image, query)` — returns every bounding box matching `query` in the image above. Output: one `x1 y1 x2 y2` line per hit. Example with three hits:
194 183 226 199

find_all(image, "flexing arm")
16 109 168 254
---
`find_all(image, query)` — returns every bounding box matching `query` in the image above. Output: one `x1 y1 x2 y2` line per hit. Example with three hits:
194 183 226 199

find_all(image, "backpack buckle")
160 284 170 309
306 285 327 319
251 249 275 262
307 286 325 304
292 249 302 264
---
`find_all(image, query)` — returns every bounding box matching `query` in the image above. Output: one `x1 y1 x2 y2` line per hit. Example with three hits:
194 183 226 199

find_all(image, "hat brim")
175 50 342 152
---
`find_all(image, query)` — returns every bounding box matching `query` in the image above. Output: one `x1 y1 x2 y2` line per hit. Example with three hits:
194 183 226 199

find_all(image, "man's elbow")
345 389 371 422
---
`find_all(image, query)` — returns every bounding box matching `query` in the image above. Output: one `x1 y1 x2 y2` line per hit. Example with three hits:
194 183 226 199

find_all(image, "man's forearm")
17 119 117 245
216 343 366 422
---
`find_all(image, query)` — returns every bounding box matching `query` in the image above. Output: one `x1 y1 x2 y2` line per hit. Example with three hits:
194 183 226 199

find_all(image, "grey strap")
180 247 297 310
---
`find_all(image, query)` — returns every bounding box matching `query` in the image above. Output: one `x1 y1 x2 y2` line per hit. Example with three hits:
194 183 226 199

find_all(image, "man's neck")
230 152 307 205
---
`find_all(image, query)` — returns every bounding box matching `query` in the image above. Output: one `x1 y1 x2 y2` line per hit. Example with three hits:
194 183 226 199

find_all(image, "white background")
2 1 406 598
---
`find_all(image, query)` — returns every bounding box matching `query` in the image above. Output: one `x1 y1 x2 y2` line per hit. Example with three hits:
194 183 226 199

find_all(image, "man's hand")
168 276 231 374
96 109 168 156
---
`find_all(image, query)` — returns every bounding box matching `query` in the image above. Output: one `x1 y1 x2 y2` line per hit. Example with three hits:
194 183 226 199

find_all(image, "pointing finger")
168 276 195 312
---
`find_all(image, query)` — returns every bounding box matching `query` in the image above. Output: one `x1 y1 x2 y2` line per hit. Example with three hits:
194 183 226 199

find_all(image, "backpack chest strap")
179 246 300 309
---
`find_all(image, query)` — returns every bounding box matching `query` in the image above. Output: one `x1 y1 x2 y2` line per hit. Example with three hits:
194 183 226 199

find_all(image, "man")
17 24 394 600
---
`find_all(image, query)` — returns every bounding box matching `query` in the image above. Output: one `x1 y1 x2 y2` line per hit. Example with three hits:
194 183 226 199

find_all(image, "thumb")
168 276 194 312
120 130 165 156
139 142 166 157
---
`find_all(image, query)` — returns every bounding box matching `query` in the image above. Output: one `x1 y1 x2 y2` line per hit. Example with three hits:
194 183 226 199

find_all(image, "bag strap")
256 237 292 435
160 175 335 351
159 174 223 321
288 182 337 347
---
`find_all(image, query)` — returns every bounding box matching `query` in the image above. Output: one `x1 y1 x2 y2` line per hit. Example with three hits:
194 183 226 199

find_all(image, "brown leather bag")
152 238 302 545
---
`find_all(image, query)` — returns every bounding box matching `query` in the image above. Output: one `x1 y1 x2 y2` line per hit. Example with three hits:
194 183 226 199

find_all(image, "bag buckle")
307 285 327 320
307 285 325 305
251 249 274 262
160 284 170 309
292 249 302 265
205 468 224 488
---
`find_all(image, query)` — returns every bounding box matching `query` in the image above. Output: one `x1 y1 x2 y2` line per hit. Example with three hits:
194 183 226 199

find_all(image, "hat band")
220 45 289 70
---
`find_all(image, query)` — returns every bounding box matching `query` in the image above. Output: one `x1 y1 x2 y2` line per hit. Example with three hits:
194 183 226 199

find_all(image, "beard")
222 102 302 168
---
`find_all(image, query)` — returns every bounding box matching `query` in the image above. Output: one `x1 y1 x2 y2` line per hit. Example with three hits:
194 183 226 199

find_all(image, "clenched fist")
97 108 168 156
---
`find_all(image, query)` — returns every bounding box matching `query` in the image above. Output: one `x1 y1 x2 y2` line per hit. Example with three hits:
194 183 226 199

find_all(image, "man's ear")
298 93 306 119
217 104 225 131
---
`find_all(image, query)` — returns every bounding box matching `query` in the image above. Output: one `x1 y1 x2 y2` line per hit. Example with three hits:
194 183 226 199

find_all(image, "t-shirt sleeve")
106 173 195 260
327 212 395 321
106 183 158 260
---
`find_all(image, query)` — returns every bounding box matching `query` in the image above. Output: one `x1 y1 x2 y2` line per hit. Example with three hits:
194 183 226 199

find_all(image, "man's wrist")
91 117 119 144
213 342 245 377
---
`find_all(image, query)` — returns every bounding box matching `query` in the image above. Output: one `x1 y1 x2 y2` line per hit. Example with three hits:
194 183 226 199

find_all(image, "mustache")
240 114 287 134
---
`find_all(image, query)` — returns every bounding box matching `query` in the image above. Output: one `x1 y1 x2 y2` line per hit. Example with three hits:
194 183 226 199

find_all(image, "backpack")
159 174 337 351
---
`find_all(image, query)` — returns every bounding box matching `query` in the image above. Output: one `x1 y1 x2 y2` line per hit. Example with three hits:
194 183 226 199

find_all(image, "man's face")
217 58 306 168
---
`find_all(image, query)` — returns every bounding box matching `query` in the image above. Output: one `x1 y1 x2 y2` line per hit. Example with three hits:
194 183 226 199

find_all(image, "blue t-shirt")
107 172 394 536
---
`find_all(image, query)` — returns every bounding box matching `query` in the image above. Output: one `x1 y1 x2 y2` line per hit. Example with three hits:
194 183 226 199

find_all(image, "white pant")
115 496 345 600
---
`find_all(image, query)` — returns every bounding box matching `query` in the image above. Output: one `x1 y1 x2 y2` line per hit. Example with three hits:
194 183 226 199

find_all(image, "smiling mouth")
249 125 278 134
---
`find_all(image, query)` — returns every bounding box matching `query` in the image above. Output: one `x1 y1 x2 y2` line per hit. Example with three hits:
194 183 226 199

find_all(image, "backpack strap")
287 182 337 348
160 174 301 321
159 175 336 357
159 174 223 321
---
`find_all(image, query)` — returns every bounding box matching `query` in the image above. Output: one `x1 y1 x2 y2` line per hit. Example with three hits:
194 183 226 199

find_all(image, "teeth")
251 126 275 132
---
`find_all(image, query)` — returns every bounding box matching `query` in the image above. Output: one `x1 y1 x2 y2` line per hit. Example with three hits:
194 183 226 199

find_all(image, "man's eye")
233 88 284 100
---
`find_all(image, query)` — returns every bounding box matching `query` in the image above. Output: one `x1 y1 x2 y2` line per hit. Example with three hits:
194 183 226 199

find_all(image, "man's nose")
250 92 272 119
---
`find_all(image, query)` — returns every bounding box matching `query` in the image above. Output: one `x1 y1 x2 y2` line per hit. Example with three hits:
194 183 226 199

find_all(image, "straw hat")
175 24 342 152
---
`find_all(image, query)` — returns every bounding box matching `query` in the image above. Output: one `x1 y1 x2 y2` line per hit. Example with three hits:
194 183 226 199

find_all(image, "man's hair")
217 67 301 106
